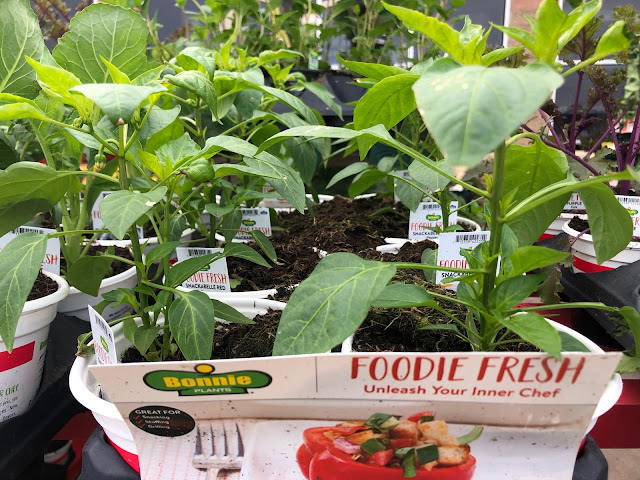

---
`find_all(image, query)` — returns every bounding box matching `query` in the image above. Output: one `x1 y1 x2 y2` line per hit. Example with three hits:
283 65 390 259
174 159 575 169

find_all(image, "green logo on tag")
144 364 272 396
426 214 441 221
627 207 638 215
459 247 473 256
100 336 109 352
242 219 256 226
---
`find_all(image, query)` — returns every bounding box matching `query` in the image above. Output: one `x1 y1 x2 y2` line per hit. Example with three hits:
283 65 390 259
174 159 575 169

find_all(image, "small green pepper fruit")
183 158 214 182
94 153 106 170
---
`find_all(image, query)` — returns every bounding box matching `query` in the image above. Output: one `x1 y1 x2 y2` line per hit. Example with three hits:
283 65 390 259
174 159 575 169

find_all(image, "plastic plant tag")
176 247 230 292
0 226 60 275
563 193 584 211
260 185 292 209
408 201 458 240
235 208 271 241
616 195 640 236
92 191 144 239
88 305 117 365
308 50 319 70
436 231 490 290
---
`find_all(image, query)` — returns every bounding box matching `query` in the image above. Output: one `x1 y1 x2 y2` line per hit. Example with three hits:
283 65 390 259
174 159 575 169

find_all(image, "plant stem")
481 141 506 307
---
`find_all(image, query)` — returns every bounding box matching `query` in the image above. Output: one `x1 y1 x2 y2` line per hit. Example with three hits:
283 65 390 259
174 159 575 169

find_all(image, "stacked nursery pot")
0 272 69 422
68 298 286 471
562 216 640 273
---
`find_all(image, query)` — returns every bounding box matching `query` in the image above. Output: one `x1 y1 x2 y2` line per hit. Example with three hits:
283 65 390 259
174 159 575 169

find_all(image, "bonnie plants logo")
627 207 638 216
426 214 441 221
143 364 272 396
242 219 257 226
100 336 109 352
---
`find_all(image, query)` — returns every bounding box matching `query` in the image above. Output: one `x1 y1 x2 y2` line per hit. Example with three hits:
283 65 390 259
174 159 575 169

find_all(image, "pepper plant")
0 0 308 361
255 0 640 362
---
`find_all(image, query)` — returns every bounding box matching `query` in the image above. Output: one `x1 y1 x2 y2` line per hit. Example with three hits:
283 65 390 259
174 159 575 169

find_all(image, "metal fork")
193 422 244 479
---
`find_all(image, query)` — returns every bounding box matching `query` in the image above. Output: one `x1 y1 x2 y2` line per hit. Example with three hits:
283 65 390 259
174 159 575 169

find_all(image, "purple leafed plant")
526 7 640 196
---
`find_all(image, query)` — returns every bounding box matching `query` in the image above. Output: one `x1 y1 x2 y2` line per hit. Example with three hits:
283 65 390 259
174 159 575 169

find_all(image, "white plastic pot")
69 298 285 458
342 319 622 436
562 219 640 273
384 216 481 245
0 271 69 422
97 229 196 259
58 263 138 322
541 213 575 240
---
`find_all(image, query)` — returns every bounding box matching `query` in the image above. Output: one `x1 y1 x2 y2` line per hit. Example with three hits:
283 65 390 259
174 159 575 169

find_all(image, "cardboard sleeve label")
88 306 118 365
175 247 230 292
408 202 458 239
0 226 60 275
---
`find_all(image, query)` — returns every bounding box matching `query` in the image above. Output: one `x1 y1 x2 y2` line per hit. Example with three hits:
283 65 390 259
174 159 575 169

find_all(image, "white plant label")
92 191 143 239
260 185 291 209
235 208 271 241
616 195 640 236
436 231 490 290
88 306 118 365
408 202 458 239
0 226 60 275
563 193 584 211
175 247 230 292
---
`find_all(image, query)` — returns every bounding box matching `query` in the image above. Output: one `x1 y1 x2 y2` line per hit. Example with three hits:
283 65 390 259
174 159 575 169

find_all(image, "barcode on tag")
454 233 489 243
241 209 261 216
175 247 230 292
436 231 491 291
0 225 60 275
618 196 640 205
187 248 214 257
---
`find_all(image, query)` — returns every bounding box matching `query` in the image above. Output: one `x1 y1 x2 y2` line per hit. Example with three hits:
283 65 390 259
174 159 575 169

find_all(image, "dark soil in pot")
226 232 321 293
210 310 281 359
276 195 407 252
27 271 59 301
120 309 283 363
569 215 640 241
274 195 474 254
61 245 134 278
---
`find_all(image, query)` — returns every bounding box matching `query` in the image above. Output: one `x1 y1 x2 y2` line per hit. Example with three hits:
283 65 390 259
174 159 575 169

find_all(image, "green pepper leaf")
372 283 435 308
579 183 633 264
413 63 563 168
273 253 395 355
0 0 46 98
166 253 224 288
66 246 116 296
71 83 166 124
223 243 270 268
53 3 150 83
0 233 47 351
169 290 215 361
489 274 545 312
0 163 70 237
99 188 168 240
498 312 561 359
210 298 254 324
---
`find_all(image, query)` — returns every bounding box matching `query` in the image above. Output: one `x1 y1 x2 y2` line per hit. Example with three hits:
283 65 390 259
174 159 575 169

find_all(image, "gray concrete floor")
603 449 640 479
